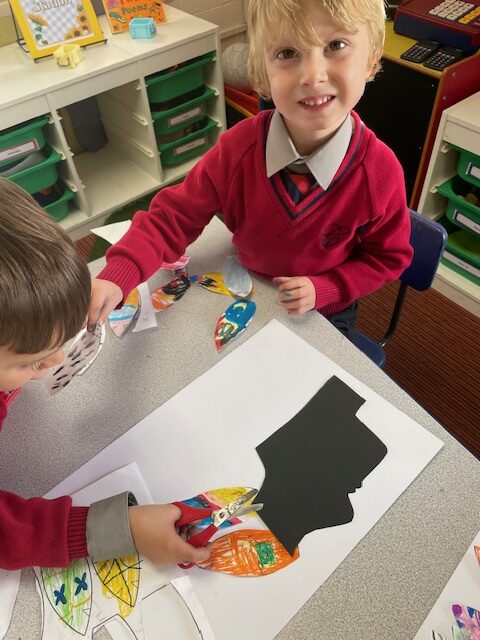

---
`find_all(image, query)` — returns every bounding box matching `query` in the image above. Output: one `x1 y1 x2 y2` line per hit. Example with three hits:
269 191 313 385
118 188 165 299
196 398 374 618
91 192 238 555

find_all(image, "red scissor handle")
174 502 218 569
173 502 214 527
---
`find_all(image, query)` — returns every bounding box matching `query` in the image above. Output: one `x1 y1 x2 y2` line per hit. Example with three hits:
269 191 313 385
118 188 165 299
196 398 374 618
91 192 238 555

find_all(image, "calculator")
423 45 464 69
400 40 441 62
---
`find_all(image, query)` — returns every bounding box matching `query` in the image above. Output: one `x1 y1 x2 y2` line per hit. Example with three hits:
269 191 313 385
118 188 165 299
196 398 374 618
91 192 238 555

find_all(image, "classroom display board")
47 320 443 640
9 0 104 60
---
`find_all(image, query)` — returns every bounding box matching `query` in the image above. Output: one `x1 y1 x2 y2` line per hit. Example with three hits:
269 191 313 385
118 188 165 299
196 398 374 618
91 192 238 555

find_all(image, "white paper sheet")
90 221 132 245
46 320 443 640
132 282 157 333
413 529 480 639
35 464 215 640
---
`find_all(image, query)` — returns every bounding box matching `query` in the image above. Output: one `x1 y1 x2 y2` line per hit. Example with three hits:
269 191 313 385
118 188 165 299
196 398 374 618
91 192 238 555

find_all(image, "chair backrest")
400 210 448 291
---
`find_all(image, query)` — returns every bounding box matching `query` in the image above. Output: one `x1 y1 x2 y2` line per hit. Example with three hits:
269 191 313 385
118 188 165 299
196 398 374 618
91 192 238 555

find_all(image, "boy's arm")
97 143 227 302
0 490 88 570
0 490 208 570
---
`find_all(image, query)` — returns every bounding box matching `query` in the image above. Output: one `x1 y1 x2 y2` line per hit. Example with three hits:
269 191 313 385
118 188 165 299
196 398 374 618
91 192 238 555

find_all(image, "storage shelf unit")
418 91 480 317
0 5 226 240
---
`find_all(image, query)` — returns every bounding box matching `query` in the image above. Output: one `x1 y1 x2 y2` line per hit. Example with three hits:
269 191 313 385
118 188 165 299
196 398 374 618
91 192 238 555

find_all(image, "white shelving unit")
0 5 226 240
418 91 480 318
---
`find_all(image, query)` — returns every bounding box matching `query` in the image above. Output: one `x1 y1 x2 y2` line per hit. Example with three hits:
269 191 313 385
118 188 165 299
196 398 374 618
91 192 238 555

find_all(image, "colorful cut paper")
151 274 191 311
475 546 480 566
94 556 141 618
189 273 231 296
452 605 480 640
44 323 106 395
222 255 253 297
160 256 191 272
214 299 256 351
108 288 140 338
197 529 299 576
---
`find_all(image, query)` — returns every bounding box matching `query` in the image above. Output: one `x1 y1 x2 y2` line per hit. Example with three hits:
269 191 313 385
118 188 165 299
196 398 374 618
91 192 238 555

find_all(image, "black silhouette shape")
256 376 388 554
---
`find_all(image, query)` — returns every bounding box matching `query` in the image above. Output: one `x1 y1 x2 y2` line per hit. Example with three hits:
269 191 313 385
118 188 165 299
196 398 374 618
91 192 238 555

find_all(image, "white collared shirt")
265 110 353 189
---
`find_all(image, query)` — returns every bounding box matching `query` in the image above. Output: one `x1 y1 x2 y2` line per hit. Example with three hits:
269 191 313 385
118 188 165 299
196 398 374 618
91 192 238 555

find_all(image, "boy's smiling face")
264 5 375 155
0 345 65 392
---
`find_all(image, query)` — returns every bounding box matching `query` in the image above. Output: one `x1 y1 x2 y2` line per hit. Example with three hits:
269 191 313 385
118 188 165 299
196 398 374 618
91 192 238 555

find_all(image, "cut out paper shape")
151 274 191 311
179 486 258 531
160 256 191 273
214 299 256 351
41 558 92 634
189 273 231 296
452 605 480 640
222 255 253 298
132 282 157 333
94 555 141 619
453 627 466 640
44 323 106 395
256 375 388 555
142 582 203 640
108 288 140 338
197 529 299 576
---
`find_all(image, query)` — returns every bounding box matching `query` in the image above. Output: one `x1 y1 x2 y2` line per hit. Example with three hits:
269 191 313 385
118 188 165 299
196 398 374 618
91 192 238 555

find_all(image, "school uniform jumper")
98 109 413 312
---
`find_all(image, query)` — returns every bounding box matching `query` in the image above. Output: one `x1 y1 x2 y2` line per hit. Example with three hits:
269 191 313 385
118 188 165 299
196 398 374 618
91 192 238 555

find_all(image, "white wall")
168 0 247 39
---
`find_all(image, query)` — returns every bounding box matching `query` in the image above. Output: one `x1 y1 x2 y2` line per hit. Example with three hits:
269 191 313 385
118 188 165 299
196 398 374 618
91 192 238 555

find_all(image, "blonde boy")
89 0 412 340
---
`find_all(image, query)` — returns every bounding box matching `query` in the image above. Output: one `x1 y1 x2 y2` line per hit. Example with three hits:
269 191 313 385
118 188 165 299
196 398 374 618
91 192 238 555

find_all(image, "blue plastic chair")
351 210 448 368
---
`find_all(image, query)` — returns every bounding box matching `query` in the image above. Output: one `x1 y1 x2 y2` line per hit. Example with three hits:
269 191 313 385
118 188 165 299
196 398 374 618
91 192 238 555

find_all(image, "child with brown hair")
88 0 412 339
0 177 209 569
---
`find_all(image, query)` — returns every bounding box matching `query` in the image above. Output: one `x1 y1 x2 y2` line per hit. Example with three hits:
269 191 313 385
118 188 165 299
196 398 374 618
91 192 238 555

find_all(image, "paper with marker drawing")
44 320 443 640
35 463 215 640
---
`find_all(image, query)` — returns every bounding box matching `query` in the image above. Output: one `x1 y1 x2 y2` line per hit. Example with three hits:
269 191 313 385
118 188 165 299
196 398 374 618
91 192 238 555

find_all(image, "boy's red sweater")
0 392 88 570
99 110 413 314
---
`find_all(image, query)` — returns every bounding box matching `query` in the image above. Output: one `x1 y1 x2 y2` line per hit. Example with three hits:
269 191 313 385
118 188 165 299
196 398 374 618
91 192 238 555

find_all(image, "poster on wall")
8 0 104 60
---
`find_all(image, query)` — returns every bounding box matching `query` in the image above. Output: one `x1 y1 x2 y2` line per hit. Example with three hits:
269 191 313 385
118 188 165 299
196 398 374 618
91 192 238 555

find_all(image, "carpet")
358 282 480 459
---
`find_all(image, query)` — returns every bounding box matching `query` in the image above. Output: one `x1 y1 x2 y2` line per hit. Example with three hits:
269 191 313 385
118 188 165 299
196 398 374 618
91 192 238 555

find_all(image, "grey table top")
2 217 479 640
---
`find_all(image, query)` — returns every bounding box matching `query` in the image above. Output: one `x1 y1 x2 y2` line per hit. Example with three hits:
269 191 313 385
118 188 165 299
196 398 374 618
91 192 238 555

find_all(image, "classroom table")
1 217 479 640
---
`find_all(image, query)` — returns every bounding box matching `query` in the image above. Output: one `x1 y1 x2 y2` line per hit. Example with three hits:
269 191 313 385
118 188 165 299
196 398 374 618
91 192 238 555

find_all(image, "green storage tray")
158 117 218 167
450 144 480 189
146 52 216 103
152 86 216 135
0 116 49 169
8 145 62 194
43 185 75 222
442 228 480 286
437 176 480 237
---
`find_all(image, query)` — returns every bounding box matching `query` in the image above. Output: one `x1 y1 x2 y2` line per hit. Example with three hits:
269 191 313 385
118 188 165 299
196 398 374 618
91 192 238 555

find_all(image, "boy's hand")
87 278 124 330
273 276 316 315
128 504 211 566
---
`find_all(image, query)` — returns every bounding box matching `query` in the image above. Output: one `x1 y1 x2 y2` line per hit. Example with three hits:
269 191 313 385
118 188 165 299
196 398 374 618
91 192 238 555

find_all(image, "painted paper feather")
189 273 231 296
222 255 253 297
214 299 256 351
151 274 190 311
452 605 480 640
108 288 140 338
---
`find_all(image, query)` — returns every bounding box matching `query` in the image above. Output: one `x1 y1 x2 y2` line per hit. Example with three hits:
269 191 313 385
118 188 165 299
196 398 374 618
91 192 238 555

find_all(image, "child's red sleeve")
0 491 88 570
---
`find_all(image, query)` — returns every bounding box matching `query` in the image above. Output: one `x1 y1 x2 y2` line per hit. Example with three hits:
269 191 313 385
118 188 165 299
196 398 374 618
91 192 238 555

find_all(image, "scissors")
173 488 263 569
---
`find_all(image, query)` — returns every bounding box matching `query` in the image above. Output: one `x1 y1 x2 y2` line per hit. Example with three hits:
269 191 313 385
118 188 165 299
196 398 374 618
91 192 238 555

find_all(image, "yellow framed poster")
9 0 105 60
